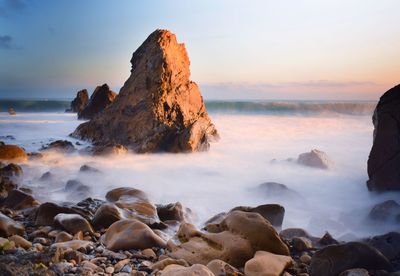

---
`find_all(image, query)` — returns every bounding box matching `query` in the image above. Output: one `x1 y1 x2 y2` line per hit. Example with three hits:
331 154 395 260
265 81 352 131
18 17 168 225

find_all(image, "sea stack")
69 89 89 113
72 29 218 153
78 84 117 120
367 84 400 191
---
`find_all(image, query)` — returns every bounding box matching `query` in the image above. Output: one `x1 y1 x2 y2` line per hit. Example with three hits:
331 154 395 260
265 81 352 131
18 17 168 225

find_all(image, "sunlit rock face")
72 29 218 153
367 84 400 191
77 84 117 120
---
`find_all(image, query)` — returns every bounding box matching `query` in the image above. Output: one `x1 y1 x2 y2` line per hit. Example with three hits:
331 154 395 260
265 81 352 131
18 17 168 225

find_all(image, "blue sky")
0 0 399 100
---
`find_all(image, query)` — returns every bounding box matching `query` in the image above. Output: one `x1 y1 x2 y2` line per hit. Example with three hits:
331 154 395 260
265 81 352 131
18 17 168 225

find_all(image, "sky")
0 0 399 100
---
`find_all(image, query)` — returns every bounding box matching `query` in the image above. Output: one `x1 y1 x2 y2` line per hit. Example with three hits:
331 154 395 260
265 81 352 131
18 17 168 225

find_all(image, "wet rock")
310 242 392 276
54 213 94 234
0 163 23 179
34 202 82 226
38 171 53 181
90 143 128 156
55 231 73 243
160 264 214 276
297 149 333 169
41 140 75 153
1 189 39 210
292 236 313 252
367 84 400 191
51 240 93 251
206 259 244 276
102 219 166 251
0 212 24 237
92 203 122 230
79 164 100 173
78 83 117 120
69 89 89 113
368 200 400 222
0 176 17 198
65 179 90 194
256 182 302 200
0 144 27 162
244 251 293 276
150 257 190 271
280 228 311 240
142 248 157 259
157 202 191 222
317 232 339 247
365 232 400 269
8 234 32 249
230 204 285 228
169 211 289 267
339 268 370 276
72 29 218 153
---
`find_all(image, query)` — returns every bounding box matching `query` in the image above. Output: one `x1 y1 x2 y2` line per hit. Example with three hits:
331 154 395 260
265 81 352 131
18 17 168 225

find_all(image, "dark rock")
368 200 400 222
77 84 117 120
0 176 17 199
310 242 392 276
27 152 43 160
75 197 105 216
365 232 400 270
230 204 285 228
7 108 16 115
0 212 24 237
256 182 302 199
65 179 90 193
297 149 333 169
280 228 311 240
39 171 53 181
41 140 75 153
339 268 370 276
92 203 122 230
54 213 94 234
1 189 39 210
0 144 27 162
0 163 23 179
70 89 89 113
317 232 339 247
157 202 191 222
79 164 100 173
367 84 400 191
72 29 218 153
34 202 82 226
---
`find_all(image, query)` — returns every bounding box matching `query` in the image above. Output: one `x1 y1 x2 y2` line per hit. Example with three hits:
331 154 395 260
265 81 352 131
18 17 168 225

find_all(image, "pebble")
8 235 32 249
105 266 114 274
142 248 156 259
114 259 130 272
300 253 312 264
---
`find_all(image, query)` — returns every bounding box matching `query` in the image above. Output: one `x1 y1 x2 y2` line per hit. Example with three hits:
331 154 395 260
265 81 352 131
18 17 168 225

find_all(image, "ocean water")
1 99 399 239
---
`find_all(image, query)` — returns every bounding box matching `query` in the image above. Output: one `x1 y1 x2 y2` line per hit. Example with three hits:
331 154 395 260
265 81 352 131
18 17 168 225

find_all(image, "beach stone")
280 228 311 240
105 266 115 274
206 259 243 276
79 164 100 173
8 234 31 249
230 204 285 228
90 143 128 156
65 179 90 193
55 231 73 243
78 83 117 120
34 202 93 226
72 29 218 153
0 144 27 162
92 203 122 230
54 213 94 234
41 140 75 153
297 149 333 169
365 232 400 265
368 200 400 222
151 258 190 271
309 242 392 276
300 253 312 264
169 211 289 267
339 268 370 276
157 202 191 222
51 240 93 251
142 248 157 259
367 84 400 191
292 236 313 252
70 89 89 113
0 163 23 178
0 176 17 198
0 212 24 237
1 189 39 210
102 219 166 251
244 251 293 276
160 264 214 276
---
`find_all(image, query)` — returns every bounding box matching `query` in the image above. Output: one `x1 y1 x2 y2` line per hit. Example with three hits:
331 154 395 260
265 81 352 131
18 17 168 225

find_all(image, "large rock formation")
69 89 89 113
72 29 218 153
77 84 117 120
367 84 400 191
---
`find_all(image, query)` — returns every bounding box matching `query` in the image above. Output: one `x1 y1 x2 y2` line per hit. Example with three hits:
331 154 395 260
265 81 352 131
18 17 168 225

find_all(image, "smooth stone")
0 212 25 237
114 259 130 272
368 200 400 222
0 144 28 162
150 258 190 271
297 149 333 169
92 203 122 230
230 204 285 228
244 251 294 276
54 213 94 234
55 231 73 243
157 202 191 222
160 264 215 276
142 248 157 259
41 140 75 153
8 235 31 249
105 266 115 274
206 259 243 276
0 176 17 198
280 228 311 240
51 240 93 251
34 202 81 226
292 237 313 252
1 189 39 210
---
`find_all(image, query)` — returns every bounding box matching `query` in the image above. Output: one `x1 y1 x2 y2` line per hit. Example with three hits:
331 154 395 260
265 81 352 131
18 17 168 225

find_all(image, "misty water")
1 104 399 240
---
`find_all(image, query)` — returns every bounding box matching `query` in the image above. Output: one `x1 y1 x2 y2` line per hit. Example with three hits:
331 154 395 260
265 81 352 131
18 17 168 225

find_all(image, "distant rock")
0 163 23 179
72 29 218 153
79 164 100 173
368 200 400 223
41 140 75 153
54 213 94 234
297 149 333 169
0 144 28 162
68 89 89 113
8 108 16 115
77 84 117 120
367 84 400 191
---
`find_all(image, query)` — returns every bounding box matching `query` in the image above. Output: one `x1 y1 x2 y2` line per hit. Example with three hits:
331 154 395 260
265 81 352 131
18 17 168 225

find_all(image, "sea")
1 99 399 239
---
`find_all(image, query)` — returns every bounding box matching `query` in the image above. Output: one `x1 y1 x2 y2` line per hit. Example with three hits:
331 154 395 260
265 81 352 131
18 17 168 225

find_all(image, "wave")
0 99 376 115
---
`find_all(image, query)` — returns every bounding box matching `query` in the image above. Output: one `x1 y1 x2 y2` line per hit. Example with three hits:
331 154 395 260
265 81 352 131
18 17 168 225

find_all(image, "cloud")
0 35 13 49
0 0 27 16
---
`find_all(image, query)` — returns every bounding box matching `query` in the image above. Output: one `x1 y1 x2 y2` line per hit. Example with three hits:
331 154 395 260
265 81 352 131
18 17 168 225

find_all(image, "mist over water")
1 102 399 240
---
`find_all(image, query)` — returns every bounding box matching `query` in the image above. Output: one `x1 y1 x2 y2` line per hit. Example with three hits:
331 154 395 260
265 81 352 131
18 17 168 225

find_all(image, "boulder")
0 163 23 179
8 108 16 115
0 176 17 198
365 232 400 267
160 264 214 276
309 242 392 276
1 189 39 210
102 219 166 251
339 269 370 276
206 259 243 276
256 182 302 200
0 145 27 162
157 202 191 222
54 213 94 234
41 140 75 153
92 203 122 230
34 202 83 226
72 29 218 153
8 235 31 249
79 164 100 173
367 84 400 191
230 204 285 228
244 251 293 276
89 143 128 156
297 149 333 169
169 211 289 267
77 84 117 120
0 212 24 237
38 171 53 182
368 200 400 222
69 89 89 113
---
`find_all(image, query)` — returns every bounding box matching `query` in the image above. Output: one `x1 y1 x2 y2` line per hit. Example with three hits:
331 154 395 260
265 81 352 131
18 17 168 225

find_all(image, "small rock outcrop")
69 89 89 113
72 29 218 153
0 144 27 162
297 149 333 169
367 84 400 191
77 84 117 120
